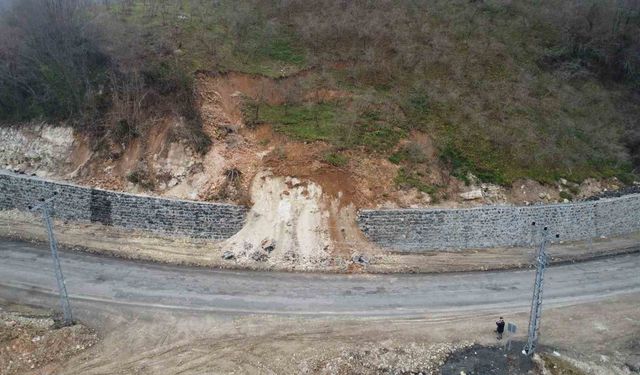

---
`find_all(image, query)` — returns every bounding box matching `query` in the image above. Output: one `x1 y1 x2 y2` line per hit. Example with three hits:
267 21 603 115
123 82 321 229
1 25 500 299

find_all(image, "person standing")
496 317 506 340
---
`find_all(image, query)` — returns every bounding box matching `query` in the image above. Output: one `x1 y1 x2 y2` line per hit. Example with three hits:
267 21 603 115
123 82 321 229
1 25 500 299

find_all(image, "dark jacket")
496 320 505 333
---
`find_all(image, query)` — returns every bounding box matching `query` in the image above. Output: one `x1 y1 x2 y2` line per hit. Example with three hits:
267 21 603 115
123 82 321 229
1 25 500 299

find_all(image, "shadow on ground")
441 342 536 375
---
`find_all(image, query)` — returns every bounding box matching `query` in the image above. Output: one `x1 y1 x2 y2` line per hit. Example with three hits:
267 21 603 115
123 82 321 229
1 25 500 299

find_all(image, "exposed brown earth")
0 72 627 210
0 307 97 375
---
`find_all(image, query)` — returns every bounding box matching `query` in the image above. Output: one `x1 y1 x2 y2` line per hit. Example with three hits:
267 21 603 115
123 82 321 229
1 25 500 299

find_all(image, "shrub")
389 142 426 165
439 143 507 185
559 191 573 201
126 168 154 190
240 95 262 129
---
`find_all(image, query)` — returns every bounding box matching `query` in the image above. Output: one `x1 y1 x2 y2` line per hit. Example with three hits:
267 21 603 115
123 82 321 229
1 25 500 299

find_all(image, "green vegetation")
126 168 154 190
1 0 639 185
323 152 349 167
439 143 507 185
389 143 427 165
394 168 439 198
559 191 574 201
259 103 338 142
254 102 405 152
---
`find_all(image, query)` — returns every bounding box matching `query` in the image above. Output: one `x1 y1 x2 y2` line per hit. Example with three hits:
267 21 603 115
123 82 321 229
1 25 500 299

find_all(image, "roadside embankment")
2 208 639 274
2 170 640 273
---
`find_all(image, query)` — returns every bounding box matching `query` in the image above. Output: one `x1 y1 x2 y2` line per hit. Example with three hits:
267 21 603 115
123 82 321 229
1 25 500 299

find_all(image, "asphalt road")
0 240 639 318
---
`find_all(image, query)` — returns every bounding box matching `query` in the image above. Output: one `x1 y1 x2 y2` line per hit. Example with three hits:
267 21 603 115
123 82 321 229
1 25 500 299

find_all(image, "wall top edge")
0 169 246 209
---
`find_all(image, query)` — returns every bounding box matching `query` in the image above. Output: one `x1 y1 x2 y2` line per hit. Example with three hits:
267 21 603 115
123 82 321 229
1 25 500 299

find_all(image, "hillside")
0 0 639 207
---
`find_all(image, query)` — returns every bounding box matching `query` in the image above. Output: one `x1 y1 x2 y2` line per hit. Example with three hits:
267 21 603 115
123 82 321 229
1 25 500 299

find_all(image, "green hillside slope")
1 0 638 185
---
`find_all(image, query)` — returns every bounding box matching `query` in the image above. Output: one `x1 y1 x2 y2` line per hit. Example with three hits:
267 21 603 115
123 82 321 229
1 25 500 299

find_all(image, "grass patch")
357 123 405 152
559 191 573 201
439 143 507 185
261 38 305 66
323 152 348 167
259 103 338 142
389 142 427 165
254 102 404 152
394 168 438 198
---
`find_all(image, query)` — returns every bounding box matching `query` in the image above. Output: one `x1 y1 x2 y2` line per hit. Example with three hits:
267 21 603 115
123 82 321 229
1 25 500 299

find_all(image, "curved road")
0 240 639 318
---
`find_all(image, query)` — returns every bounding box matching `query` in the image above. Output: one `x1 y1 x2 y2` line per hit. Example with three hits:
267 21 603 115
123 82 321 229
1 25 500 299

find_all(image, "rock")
559 178 568 185
251 251 268 262
221 251 235 260
168 178 179 188
626 355 640 372
466 173 480 185
481 183 506 202
418 191 432 204
261 238 276 253
460 189 483 200
283 251 297 262
352 254 369 265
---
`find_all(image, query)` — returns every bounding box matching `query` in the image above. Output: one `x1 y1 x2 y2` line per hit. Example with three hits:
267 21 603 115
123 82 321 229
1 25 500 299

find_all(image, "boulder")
251 251 268 262
221 251 235 260
626 355 640 372
352 254 369 265
261 238 276 253
460 189 483 200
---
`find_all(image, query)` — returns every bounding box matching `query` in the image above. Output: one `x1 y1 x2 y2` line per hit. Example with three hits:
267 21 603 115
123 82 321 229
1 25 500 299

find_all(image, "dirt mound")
0 309 97 375
219 171 332 270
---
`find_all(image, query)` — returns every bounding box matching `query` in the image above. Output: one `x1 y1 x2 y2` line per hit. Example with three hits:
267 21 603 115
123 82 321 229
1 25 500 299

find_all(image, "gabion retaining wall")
3 170 639 250
0 171 247 239
358 195 640 251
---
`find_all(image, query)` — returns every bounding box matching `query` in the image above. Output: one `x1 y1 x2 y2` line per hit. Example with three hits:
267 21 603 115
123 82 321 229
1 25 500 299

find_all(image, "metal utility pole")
29 193 73 326
522 223 558 356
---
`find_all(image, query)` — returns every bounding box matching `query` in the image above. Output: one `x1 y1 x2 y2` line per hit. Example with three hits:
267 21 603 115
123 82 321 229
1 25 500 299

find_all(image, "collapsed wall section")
0 171 247 239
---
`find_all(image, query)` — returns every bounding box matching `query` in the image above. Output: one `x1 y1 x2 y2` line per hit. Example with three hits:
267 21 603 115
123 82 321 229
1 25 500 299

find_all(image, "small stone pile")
299 341 473 375
0 310 98 375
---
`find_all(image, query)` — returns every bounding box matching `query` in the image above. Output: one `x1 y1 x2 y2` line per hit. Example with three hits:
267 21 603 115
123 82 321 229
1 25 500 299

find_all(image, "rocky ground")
0 306 97 375
300 342 474 375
